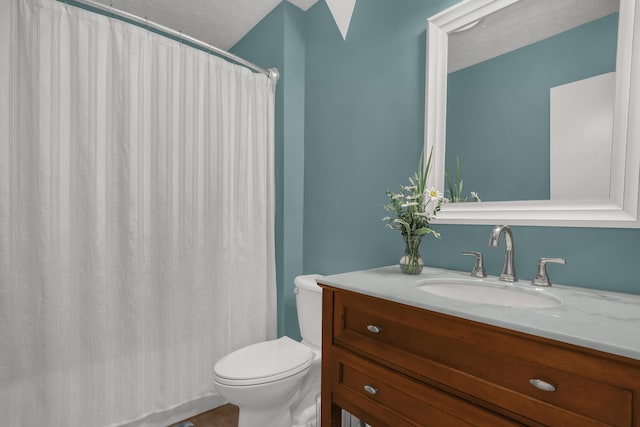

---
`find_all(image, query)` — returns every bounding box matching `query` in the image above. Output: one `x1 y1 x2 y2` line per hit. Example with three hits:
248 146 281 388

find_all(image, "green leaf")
393 218 411 235
445 171 455 201
414 227 433 237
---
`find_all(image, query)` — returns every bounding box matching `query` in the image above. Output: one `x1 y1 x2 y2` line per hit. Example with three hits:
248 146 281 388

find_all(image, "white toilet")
213 274 324 427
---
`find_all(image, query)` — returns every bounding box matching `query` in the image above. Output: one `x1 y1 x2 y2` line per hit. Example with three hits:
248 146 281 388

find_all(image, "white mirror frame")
425 0 640 228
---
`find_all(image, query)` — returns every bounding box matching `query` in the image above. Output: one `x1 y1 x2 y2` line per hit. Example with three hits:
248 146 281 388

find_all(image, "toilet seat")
214 336 314 386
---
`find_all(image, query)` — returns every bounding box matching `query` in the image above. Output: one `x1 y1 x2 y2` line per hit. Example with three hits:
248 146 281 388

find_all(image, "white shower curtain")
0 0 277 425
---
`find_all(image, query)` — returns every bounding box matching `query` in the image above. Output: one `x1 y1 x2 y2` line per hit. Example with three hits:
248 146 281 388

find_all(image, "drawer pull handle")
363 385 378 395
529 379 556 392
367 325 382 334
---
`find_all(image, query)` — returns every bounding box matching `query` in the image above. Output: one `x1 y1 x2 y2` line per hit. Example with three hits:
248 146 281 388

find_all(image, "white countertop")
319 266 640 361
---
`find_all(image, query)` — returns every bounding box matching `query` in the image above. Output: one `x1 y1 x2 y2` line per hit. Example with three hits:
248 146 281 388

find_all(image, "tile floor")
170 404 239 427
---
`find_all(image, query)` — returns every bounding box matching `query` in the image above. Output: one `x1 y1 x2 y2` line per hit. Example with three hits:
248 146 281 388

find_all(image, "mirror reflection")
444 0 619 202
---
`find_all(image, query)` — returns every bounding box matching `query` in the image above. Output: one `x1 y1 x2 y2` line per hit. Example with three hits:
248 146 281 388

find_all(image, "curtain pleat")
0 0 277 425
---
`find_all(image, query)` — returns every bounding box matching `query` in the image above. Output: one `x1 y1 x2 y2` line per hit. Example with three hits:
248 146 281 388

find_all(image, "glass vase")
399 234 424 274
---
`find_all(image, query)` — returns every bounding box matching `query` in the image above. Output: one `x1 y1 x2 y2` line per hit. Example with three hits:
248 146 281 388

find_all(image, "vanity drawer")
331 289 636 426
330 346 521 427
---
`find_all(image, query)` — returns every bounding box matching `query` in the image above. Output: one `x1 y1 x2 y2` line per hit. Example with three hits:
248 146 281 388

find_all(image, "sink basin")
416 278 561 308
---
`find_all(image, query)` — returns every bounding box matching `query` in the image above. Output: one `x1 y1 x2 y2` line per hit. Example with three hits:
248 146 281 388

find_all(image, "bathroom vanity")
318 267 640 426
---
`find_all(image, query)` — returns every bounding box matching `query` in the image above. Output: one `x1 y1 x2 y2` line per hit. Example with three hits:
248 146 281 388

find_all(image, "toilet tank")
294 274 323 349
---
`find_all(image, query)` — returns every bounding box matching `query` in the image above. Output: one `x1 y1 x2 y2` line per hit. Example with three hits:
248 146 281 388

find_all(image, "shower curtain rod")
63 0 279 80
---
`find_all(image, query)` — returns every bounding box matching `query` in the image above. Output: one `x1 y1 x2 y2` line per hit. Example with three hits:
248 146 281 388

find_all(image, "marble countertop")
319 266 640 361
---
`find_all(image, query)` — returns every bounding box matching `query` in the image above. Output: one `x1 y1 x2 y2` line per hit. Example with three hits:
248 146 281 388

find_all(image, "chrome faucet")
488 225 517 282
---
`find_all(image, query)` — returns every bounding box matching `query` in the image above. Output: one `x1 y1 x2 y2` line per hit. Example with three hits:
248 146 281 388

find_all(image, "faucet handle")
462 251 487 278
532 258 566 287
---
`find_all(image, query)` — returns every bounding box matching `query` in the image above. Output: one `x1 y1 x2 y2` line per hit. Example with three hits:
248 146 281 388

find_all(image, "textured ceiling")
90 0 320 50
287 0 319 12
448 0 619 72
88 0 616 70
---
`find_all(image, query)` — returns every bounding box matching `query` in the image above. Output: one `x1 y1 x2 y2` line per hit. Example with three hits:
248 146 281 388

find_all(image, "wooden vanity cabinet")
319 285 640 427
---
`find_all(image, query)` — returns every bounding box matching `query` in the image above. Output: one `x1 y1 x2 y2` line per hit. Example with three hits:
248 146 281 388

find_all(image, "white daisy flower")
401 202 418 208
425 187 443 201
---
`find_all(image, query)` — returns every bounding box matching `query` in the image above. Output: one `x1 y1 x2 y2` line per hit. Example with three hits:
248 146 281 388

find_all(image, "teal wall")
303 0 459 275
233 0 640 338
447 14 618 201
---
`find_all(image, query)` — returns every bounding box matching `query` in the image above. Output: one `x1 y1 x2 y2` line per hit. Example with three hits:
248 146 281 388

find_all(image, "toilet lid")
214 336 314 386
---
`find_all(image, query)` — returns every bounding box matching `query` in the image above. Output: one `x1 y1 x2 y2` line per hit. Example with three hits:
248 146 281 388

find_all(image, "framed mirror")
425 0 640 227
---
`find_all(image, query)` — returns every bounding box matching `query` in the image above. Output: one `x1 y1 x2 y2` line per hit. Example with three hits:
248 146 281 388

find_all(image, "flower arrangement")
383 150 443 274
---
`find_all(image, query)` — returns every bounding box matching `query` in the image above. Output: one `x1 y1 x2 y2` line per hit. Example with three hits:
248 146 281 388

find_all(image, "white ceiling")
448 0 620 72
90 0 319 51
89 0 618 68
